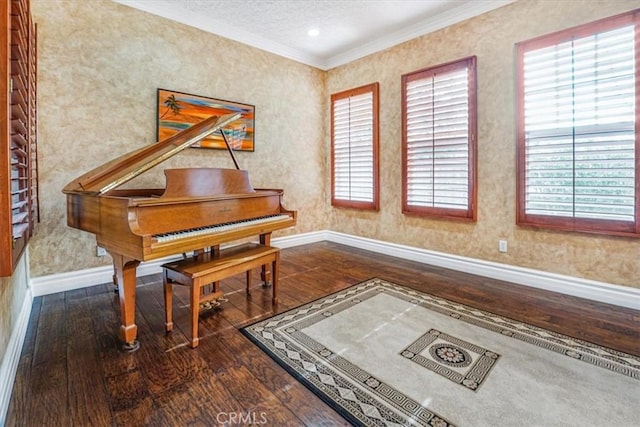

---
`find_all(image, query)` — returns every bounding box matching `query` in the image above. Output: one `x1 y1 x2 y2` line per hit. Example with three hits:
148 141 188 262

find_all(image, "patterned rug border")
240 277 640 426
242 324 367 426
240 278 375 425
240 277 400 426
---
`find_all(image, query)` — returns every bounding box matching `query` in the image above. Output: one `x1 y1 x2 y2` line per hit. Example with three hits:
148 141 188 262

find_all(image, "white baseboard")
325 231 640 310
0 288 33 426
29 231 327 297
30 230 639 310
29 255 184 297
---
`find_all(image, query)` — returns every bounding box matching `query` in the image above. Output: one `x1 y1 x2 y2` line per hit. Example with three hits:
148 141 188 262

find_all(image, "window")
331 83 379 210
402 56 477 221
516 10 639 237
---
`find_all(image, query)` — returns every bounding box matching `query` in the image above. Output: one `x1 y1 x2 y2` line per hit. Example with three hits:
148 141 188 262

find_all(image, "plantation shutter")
521 25 636 222
403 56 476 220
332 84 378 209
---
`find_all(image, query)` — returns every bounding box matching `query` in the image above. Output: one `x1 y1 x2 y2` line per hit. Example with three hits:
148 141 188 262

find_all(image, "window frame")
515 10 640 237
330 82 380 211
401 56 478 221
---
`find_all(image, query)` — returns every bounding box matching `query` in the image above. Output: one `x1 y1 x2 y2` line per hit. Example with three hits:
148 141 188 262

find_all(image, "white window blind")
333 91 375 204
404 60 473 214
522 25 636 222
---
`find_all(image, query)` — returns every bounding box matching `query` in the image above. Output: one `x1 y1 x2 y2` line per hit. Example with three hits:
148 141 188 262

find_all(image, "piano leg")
260 233 272 286
110 252 141 352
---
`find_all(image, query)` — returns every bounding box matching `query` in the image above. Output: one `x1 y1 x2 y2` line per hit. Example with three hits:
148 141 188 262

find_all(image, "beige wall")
0 255 29 366
29 0 327 277
22 0 640 289
326 0 640 289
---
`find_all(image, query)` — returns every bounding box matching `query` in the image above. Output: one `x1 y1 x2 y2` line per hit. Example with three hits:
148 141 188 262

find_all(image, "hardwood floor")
6 241 640 426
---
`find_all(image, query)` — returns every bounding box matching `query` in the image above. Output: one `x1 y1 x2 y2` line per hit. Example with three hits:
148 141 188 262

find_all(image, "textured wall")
0 254 28 368
25 0 640 291
29 0 326 277
326 0 640 288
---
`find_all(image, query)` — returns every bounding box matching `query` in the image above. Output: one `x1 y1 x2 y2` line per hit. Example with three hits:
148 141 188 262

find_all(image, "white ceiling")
112 0 516 70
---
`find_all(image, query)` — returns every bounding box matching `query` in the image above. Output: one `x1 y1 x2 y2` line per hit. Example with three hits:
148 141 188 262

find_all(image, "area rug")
241 278 640 426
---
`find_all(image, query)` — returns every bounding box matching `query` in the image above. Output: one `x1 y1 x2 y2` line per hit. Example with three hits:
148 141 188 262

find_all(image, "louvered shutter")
331 83 379 210
518 14 638 234
402 57 476 220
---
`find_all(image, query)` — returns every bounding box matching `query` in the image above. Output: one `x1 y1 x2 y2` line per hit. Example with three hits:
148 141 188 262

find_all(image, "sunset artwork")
156 88 255 151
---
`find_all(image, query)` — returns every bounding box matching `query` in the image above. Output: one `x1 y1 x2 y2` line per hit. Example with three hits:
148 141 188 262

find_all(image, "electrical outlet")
96 246 107 257
498 240 508 253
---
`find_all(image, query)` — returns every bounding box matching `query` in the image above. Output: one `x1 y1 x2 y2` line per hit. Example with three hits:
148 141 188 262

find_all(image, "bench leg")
260 234 272 285
163 271 173 332
246 270 252 296
271 254 279 305
190 285 200 348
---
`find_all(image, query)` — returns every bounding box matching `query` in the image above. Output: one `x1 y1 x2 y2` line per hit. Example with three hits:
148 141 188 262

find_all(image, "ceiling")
112 0 516 70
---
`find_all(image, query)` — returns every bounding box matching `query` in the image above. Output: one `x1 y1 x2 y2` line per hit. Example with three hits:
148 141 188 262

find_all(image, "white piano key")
154 214 290 243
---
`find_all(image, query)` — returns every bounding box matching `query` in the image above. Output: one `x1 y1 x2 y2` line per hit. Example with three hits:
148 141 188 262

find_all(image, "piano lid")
63 112 242 196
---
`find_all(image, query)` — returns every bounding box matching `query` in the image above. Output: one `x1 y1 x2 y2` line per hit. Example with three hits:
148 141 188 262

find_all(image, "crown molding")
112 0 516 70
323 0 517 69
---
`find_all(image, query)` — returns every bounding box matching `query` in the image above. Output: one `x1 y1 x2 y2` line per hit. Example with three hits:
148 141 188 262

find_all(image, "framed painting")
156 88 255 151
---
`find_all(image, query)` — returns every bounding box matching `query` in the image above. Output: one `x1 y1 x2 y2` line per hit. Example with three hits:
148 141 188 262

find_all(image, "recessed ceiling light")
308 28 320 37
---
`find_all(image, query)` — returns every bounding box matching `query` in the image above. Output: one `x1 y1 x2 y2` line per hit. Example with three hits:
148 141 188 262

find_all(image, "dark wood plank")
215 364 305 425
221 327 350 426
153 380 239 425
65 288 113 426
125 281 193 396
26 292 70 425
85 282 139 378
6 241 639 427
4 295 41 427
106 369 168 426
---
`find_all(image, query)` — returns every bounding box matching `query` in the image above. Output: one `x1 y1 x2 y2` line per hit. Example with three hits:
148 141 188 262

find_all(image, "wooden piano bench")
162 242 280 348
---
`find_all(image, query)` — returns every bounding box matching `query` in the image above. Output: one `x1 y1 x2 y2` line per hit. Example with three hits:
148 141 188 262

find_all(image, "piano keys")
154 214 292 243
63 113 297 351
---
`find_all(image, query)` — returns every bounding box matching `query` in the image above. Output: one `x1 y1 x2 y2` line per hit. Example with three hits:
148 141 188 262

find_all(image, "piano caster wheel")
262 281 272 288
121 340 140 352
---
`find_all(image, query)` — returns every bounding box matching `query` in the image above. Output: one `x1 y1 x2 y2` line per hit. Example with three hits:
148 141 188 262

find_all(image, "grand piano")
63 113 297 351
